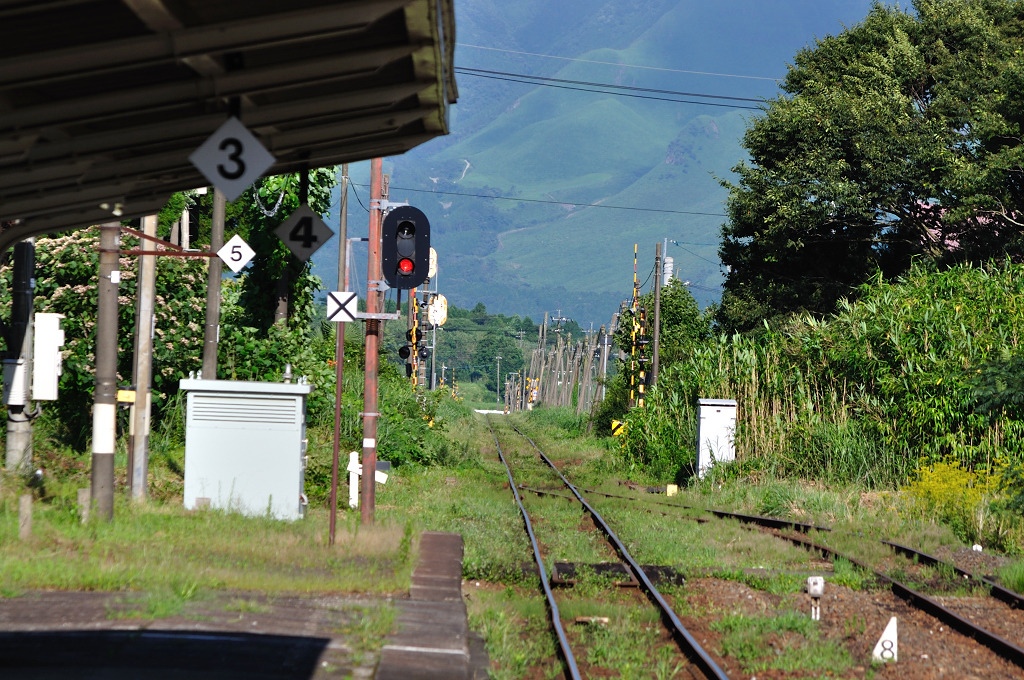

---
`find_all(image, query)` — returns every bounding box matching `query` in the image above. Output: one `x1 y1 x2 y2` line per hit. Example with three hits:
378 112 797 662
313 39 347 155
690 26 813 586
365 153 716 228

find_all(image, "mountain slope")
313 0 877 325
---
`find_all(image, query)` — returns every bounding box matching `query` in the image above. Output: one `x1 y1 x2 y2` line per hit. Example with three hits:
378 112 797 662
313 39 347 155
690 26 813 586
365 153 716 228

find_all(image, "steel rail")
881 540 1024 610
486 419 582 680
586 484 1024 663
510 424 730 680
760 525 1024 669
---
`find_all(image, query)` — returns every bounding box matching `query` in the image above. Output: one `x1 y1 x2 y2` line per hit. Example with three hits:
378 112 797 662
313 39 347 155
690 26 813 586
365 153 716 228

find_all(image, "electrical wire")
456 69 762 110
352 183 727 218
455 67 765 104
456 43 780 82
349 181 370 213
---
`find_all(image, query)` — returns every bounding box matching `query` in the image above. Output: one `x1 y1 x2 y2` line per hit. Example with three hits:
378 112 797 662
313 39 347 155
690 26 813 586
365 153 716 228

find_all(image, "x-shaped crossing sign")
326 291 358 323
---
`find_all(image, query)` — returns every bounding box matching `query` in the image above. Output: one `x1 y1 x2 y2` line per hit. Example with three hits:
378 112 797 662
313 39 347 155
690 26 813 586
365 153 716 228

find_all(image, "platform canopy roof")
0 0 457 252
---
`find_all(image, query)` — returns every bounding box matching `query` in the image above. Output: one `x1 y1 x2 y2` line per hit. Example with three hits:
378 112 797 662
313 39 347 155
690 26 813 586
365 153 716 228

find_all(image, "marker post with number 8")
189 117 276 202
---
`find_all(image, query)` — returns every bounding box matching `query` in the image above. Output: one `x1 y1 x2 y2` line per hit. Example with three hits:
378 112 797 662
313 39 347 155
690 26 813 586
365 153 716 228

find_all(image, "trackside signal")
381 206 431 289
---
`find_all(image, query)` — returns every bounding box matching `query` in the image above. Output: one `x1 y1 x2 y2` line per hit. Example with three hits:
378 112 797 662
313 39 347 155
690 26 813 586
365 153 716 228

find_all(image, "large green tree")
718 0 1024 333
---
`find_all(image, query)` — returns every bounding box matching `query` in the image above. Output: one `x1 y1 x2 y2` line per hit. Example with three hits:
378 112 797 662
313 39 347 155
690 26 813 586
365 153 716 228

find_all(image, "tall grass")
619 261 1024 486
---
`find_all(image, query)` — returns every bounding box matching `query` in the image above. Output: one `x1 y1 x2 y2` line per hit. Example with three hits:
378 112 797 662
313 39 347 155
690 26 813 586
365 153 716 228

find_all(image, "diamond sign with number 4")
218 234 255 273
274 205 334 262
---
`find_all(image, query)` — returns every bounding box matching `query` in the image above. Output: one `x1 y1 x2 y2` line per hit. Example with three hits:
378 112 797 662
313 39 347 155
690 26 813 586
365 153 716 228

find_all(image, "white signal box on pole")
427 294 448 326
33 313 65 401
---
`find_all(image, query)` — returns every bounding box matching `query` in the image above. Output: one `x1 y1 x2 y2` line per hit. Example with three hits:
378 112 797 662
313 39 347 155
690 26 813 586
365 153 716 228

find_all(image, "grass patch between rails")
712 611 855 675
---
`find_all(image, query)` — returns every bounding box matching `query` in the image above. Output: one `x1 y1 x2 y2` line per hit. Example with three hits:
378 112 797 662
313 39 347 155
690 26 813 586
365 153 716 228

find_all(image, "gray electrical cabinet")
180 378 313 520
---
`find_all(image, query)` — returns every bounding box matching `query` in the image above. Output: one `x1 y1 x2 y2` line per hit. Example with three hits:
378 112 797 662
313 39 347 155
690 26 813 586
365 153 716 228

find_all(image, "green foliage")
718 0 1024 332
232 168 337 332
902 455 1003 544
615 260 1024 487
12 228 208 443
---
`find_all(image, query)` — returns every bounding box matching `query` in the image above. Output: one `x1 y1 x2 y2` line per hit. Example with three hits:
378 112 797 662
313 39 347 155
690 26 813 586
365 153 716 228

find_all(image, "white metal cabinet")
697 398 737 478
180 378 313 520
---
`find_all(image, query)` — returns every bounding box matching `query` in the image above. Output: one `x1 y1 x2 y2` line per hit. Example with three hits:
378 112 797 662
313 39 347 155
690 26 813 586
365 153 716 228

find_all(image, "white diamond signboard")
274 205 334 261
189 117 275 202
326 291 358 323
217 234 255 273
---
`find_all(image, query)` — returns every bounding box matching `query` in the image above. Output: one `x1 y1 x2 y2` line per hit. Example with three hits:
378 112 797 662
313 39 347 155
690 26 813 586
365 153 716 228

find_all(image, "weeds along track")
582 484 1024 675
486 416 729 680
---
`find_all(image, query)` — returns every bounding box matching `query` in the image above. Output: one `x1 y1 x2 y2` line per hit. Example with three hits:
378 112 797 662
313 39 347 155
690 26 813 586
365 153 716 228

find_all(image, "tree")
469 329 524 395
233 169 338 332
717 0 1024 333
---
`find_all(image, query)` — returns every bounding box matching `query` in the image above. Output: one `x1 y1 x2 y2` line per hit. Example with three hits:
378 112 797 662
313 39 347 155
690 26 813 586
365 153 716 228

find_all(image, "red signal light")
398 258 414 274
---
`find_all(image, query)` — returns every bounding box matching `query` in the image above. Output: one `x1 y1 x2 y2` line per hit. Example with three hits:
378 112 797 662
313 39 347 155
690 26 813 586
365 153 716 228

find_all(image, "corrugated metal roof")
0 0 457 250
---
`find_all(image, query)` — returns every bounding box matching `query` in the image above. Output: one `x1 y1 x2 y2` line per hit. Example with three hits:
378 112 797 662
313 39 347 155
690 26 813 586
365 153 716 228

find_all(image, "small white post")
348 450 359 509
19 494 32 540
807 576 824 621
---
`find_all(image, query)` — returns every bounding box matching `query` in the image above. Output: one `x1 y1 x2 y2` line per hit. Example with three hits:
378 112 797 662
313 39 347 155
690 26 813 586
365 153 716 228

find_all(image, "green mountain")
313 0 876 326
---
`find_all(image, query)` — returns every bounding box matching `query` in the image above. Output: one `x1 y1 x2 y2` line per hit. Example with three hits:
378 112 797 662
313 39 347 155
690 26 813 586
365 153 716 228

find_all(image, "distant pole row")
514 327 606 415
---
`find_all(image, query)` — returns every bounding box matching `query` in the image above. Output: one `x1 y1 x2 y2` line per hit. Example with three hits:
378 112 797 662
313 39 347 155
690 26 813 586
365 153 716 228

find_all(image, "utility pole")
92 223 121 522
202 188 226 378
329 163 349 545
652 241 662 385
598 325 611 401
5 238 35 473
129 215 157 502
495 355 502 404
361 157 383 525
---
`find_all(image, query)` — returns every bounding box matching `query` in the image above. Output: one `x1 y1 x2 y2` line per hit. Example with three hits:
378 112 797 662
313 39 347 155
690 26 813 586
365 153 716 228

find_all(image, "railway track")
488 416 728 680
490 417 1024 679
581 484 1024 670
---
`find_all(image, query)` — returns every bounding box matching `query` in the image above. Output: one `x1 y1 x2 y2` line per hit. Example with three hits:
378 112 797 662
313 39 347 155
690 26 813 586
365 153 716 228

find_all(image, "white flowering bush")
6 227 208 442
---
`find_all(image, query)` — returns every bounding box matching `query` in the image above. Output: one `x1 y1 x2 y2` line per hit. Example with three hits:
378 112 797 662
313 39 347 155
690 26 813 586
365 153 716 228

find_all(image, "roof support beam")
0 0 411 87
0 44 421 133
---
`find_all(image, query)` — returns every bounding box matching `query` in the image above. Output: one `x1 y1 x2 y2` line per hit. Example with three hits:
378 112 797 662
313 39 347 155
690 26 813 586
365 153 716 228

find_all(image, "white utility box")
33 312 65 401
697 398 737 478
180 378 313 520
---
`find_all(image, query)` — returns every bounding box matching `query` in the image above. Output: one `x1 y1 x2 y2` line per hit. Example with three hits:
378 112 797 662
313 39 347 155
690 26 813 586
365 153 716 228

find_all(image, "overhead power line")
456 43 780 82
352 183 727 218
456 67 764 104
455 68 762 110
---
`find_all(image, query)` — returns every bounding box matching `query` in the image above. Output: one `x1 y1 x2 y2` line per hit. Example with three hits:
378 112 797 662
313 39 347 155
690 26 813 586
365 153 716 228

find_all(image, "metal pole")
599 325 610 401
202 188 226 378
361 157 383 525
5 239 35 473
91 223 120 521
495 355 501 404
129 215 157 502
652 241 662 385
330 163 349 545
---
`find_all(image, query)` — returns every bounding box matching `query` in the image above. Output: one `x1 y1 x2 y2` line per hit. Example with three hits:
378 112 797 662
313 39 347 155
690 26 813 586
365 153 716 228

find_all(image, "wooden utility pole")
129 215 157 502
329 163 349 545
652 241 662 385
91 223 120 521
361 157 384 525
202 188 226 378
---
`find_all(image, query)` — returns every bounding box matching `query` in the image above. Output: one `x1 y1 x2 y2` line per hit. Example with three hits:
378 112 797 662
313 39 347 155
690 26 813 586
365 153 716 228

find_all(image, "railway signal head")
381 206 430 289
418 346 430 360
398 345 411 360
